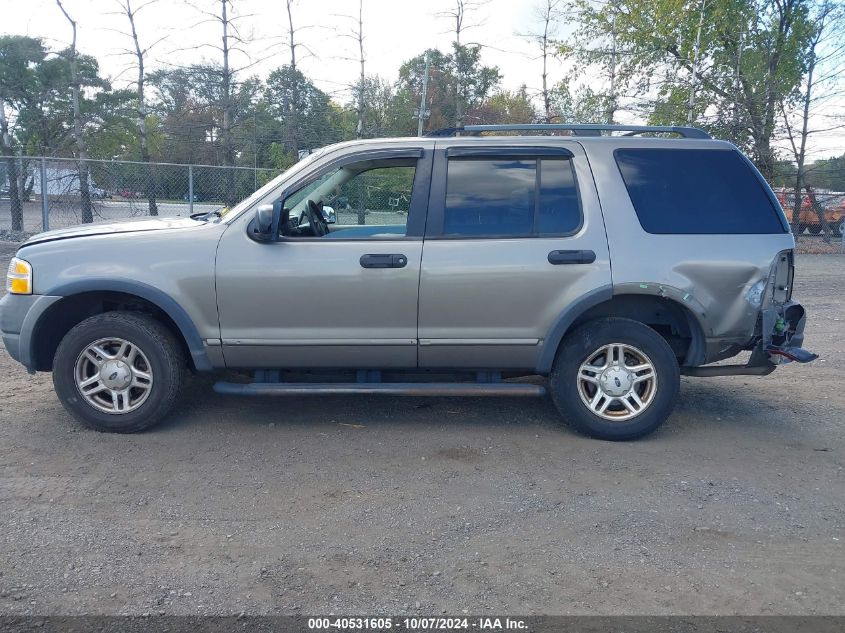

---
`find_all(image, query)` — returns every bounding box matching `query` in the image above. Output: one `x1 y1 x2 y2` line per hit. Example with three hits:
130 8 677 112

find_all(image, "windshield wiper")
190 210 223 221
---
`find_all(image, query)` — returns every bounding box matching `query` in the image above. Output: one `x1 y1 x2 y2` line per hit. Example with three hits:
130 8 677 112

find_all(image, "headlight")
6 257 32 295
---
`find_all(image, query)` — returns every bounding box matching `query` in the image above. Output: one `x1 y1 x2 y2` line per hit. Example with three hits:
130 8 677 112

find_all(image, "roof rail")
425 123 711 140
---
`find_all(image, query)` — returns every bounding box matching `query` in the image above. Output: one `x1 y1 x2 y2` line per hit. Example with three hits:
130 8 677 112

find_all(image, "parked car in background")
183 193 203 202
119 189 143 199
1 124 817 440
90 186 111 200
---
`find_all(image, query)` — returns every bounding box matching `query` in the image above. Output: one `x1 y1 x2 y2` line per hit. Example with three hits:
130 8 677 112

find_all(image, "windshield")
217 148 328 221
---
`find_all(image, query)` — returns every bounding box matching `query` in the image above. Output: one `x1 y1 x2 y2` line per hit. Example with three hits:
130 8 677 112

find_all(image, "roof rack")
425 123 711 139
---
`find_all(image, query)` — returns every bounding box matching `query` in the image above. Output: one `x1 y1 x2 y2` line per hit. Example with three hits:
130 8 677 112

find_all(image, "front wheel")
549 317 680 440
53 312 185 433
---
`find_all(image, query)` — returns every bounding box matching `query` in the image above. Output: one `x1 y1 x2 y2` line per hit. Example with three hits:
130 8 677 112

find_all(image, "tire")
797 223 808 234
808 225 821 235
549 317 680 441
52 312 185 433
836 220 844 237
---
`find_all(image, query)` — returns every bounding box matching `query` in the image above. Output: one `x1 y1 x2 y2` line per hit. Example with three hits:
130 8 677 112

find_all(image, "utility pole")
416 51 431 136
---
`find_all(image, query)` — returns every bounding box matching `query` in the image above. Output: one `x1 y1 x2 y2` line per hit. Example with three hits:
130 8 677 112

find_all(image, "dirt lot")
0 240 842 616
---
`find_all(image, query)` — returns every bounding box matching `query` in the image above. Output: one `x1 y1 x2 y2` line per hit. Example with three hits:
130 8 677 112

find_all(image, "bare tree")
780 1 845 242
438 0 488 128
354 0 365 139
519 0 564 123
333 0 367 138
184 0 253 205
56 0 93 223
283 0 302 155
114 0 166 215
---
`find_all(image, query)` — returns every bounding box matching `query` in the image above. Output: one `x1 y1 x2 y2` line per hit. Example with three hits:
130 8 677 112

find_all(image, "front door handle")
360 253 408 269
548 249 596 265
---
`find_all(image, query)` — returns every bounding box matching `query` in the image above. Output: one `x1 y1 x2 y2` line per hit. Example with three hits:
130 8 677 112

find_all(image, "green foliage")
805 154 845 191
469 86 536 124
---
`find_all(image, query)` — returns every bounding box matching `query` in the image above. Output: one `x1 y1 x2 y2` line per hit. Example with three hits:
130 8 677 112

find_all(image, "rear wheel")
53 312 185 433
549 318 680 440
808 224 821 235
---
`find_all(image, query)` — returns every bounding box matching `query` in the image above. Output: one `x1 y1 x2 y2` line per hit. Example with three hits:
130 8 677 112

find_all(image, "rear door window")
614 148 786 234
443 157 581 237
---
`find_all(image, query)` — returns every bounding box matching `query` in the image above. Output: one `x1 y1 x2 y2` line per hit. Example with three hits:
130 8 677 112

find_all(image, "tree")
264 65 339 164
779 1 844 240
469 86 536 124
114 0 167 215
56 0 94 223
438 0 492 127
550 82 611 123
520 0 565 123
395 48 500 133
0 36 46 231
567 0 815 177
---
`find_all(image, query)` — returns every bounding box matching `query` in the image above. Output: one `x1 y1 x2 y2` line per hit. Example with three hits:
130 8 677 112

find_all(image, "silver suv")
0 124 816 440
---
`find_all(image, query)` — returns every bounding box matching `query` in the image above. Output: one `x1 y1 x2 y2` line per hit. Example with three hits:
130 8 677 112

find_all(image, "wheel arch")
537 288 706 374
28 280 212 372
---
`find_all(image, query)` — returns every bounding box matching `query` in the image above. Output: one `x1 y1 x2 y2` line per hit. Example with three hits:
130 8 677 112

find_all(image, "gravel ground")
0 241 843 616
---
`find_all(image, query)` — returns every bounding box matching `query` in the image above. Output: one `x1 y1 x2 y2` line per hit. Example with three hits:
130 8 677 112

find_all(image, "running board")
680 364 776 377
213 381 546 397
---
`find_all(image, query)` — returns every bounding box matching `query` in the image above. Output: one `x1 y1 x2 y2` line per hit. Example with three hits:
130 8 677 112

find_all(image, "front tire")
53 312 185 433
549 318 680 440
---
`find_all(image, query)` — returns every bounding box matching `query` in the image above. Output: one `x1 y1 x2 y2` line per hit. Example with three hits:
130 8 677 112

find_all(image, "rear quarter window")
614 148 786 234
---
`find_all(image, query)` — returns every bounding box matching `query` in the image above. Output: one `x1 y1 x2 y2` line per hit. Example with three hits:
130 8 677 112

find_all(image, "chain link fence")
0 156 277 235
3 155 845 240
773 188 845 236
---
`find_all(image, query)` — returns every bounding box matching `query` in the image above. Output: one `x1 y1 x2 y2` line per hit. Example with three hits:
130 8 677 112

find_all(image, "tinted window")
444 157 580 237
539 159 580 234
615 148 785 234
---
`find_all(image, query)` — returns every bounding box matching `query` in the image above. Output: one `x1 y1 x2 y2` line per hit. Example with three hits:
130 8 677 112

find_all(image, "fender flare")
39 279 213 371
535 285 613 374
535 284 709 374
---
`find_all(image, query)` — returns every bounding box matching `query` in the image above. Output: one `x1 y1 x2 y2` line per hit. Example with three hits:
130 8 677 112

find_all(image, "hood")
23 216 206 247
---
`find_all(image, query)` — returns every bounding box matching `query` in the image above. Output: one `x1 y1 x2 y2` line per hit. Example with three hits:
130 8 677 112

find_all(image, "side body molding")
43 279 213 371
535 285 613 374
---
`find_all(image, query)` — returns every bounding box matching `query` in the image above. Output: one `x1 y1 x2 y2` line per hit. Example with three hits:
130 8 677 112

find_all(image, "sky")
2 0 843 159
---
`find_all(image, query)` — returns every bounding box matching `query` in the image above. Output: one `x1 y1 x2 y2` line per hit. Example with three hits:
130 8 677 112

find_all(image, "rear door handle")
360 253 408 269
548 249 596 265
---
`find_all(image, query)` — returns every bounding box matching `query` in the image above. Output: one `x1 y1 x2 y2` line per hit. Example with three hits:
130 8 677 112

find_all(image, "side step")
680 364 776 377
213 381 546 397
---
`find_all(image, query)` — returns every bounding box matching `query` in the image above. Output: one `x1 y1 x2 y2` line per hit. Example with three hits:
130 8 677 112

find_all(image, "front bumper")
0 293 63 371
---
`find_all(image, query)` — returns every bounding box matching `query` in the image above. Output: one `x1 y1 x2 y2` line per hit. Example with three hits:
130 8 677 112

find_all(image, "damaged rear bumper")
681 300 817 377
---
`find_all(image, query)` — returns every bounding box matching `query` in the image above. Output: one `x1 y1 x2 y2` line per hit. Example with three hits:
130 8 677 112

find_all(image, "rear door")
417 140 611 370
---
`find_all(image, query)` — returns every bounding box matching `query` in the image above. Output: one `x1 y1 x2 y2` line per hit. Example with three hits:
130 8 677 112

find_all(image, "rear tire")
549 317 680 440
808 225 821 235
52 312 185 433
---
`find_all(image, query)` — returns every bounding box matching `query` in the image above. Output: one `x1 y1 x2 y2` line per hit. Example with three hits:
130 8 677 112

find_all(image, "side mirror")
322 205 337 224
252 200 283 241
255 204 274 233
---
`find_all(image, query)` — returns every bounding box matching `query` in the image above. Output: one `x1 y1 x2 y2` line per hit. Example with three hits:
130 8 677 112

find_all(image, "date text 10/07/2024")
307 617 529 631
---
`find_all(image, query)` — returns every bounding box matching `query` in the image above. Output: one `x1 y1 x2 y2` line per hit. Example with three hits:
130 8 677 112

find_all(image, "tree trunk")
56 0 93 223
221 0 236 208
356 0 365 139
0 105 24 231
805 186 832 244
125 0 158 216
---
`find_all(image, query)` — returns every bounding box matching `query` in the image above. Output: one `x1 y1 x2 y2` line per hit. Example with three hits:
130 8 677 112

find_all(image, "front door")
215 146 433 368
417 141 611 370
